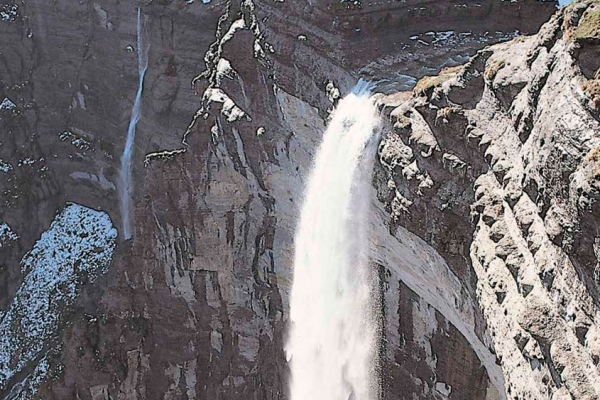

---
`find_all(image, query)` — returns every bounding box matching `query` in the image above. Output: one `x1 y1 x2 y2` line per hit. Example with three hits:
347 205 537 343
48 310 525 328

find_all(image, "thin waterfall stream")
287 83 381 400
119 7 149 240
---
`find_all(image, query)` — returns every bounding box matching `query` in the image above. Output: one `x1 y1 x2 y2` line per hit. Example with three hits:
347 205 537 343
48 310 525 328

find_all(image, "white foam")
287 83 381 400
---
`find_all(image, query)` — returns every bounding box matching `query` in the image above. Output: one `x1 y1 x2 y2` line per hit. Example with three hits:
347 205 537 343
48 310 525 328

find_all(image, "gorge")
0 0 599 399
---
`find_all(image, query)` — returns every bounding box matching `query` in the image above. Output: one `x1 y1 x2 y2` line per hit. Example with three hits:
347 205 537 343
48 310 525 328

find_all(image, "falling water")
119 7 149 240
287 82 381 400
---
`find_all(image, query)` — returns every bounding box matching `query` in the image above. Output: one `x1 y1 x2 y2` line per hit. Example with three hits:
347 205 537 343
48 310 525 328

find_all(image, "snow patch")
325 81 341 103
254 41 266 59
203 88 250 122
0 5 18 22
221 19 246 45
17 157 35 167
0 97 16 110
215 58 236 86
59 131 92 151
0 223 18 246
144 148 186 166
0 203 117 391
4 356 50 400
0 159 13 173
432 30 455 44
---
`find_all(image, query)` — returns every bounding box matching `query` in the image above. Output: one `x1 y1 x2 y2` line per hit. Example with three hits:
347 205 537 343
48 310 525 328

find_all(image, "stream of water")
119 7 149 240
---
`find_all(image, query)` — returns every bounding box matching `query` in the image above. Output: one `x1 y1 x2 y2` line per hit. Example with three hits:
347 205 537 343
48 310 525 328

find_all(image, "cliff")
2 0 596 399
377 1 600 397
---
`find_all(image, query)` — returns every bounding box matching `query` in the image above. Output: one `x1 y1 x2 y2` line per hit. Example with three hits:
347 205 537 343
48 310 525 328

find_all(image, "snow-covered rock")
0 203 117 392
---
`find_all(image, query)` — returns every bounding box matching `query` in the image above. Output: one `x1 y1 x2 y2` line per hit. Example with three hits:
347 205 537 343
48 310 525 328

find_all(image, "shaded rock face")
0 0 579 399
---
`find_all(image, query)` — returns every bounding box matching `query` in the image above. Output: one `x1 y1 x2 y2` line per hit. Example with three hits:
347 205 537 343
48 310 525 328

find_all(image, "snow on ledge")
0 203 118 392
0 223 18 247
0 5 18 22
0 97 17 110
203 88 250 122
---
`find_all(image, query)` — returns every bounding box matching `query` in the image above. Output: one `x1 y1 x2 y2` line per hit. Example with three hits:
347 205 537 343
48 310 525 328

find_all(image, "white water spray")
119 7 149 240
287 82 381 400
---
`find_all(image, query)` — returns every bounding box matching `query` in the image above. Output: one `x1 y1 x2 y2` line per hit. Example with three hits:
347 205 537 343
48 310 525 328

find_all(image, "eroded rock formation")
377 2 600 397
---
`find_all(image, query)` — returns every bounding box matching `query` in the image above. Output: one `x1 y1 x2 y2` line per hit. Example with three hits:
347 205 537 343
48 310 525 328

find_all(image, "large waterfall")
119 7 149 240
287 83 381 400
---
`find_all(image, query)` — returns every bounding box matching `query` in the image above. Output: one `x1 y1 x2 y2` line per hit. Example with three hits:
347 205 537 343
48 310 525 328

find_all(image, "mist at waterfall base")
286 83 381 400
119 7 149 240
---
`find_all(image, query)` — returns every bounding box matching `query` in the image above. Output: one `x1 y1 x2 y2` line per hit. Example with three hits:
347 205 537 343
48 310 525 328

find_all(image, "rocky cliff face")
377 1 600 398
2 0 594 399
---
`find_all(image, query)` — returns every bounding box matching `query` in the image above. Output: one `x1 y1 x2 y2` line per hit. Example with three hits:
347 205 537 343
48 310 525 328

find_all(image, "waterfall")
119 7 149 240
287 82 381 400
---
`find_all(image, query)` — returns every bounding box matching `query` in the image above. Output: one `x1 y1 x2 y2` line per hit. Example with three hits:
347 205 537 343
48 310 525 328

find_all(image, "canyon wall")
3 0 595 399
376 1 600 397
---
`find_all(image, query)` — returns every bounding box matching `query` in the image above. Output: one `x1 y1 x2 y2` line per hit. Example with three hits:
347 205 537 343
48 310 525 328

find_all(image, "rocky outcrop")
377 1 600 398
0 203 117 399
0 0 575 399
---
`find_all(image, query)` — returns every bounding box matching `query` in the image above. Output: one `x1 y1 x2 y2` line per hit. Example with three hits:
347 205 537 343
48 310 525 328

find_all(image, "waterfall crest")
119 7 149 240
287 83 381 400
